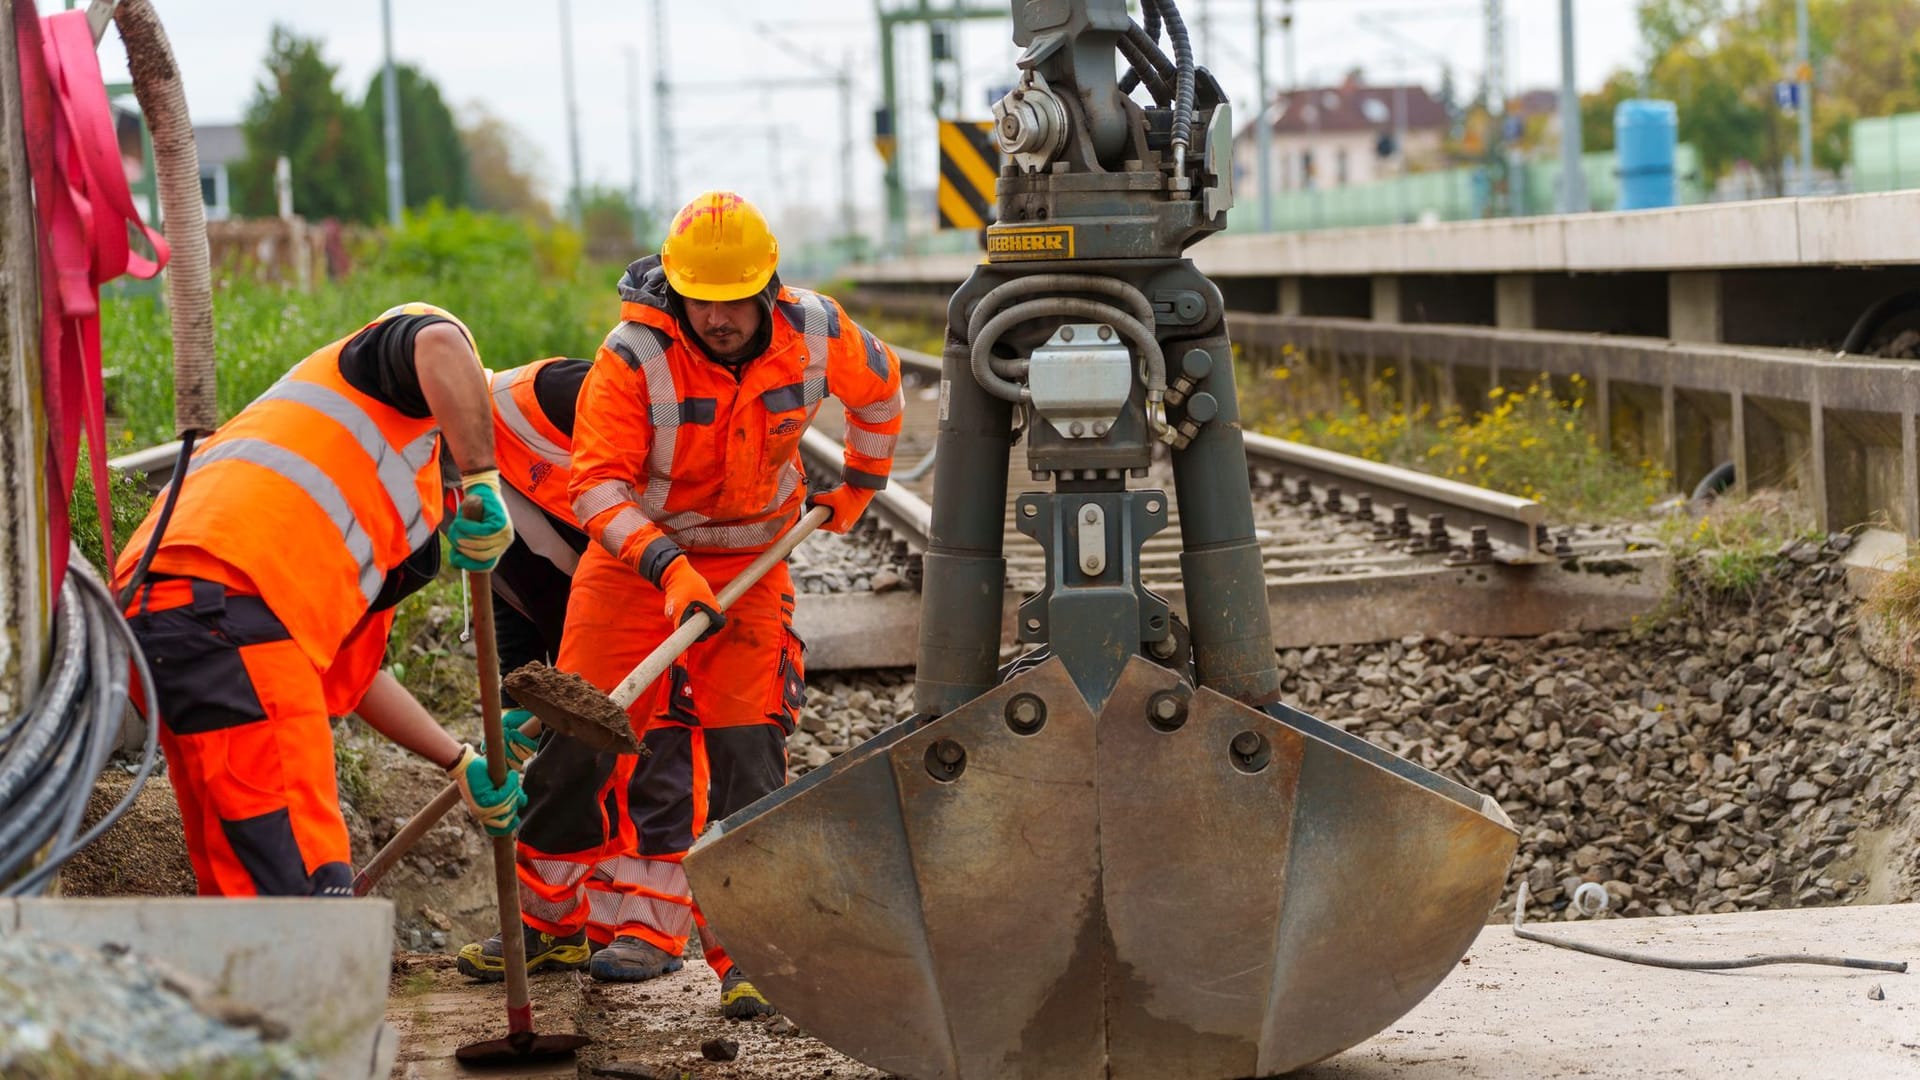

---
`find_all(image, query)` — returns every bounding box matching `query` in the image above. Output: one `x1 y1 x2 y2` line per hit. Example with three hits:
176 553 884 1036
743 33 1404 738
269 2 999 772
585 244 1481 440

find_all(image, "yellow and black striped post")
937 120 1000 230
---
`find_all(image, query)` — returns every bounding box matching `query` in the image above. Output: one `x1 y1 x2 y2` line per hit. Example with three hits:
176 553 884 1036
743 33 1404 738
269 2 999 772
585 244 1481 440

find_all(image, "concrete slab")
1303 903 1920 1079
1 897 398 1079
1799 192 1920 266
1564 199 1801 271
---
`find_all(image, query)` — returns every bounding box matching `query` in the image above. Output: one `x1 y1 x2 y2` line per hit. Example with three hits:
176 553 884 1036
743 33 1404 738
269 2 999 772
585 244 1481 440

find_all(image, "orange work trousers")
124 578 362 897
515 544 799 976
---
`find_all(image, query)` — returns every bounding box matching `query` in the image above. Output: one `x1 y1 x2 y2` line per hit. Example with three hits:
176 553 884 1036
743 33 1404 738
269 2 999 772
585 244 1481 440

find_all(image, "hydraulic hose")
1118 28 1174 106
1153 0 1199 178
971 296 1167 417
966 273 1158 348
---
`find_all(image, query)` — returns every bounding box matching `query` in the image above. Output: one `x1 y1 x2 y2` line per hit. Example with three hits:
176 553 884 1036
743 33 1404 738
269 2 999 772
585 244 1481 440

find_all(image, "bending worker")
453 355 608 980
471 192 904 1018
113 304 526 897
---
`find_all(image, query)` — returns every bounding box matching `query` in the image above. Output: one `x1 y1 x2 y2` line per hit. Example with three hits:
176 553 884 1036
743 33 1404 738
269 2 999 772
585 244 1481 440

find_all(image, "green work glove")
503 709 540 770
448 469 514 572
446 743 528 837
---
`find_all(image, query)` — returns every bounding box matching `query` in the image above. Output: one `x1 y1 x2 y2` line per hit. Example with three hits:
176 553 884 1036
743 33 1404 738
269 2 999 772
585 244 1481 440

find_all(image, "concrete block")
1669 271 1724 343
1371 275 1402 324
1843 526 1909 598
1394 216 1566 273
1494 275 1535 329
0 897 397 1079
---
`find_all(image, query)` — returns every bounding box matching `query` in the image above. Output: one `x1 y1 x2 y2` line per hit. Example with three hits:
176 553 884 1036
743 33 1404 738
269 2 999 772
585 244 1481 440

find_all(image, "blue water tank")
1615 99 1678 210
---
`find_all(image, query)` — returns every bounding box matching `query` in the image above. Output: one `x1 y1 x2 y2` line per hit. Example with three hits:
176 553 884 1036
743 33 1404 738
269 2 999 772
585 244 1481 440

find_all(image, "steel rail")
1242 431 1547 563
797 426 933 549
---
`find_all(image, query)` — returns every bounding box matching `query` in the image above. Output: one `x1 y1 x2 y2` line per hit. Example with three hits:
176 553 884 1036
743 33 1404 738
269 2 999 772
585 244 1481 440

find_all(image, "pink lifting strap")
13 3 170 591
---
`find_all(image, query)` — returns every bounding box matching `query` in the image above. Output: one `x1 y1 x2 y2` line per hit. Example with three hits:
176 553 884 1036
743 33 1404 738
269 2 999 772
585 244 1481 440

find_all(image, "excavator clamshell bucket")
686 657 1517 1079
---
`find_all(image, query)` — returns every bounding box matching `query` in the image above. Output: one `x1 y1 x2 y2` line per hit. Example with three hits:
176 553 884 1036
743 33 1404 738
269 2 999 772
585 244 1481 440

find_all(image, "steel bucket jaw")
686 657 1517 1079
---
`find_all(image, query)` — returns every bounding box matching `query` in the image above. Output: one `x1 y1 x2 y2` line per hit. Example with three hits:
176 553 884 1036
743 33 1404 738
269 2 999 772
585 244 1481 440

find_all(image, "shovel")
505 505 831 739
453 503 591 1066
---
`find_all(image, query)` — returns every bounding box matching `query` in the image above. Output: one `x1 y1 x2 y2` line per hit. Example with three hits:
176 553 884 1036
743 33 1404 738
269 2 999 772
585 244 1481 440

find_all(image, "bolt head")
1232 731 1262 756
1153 697 1181 720
1021 503 1038 517
1082 506 1099 524
1069 420 1085 437
1097 324 1114 341
1025 617 1041 631
935 740 964 765
1145 499 1162 514
1059 326 1075 342
1092 421 1110 436
1011 700 1039 723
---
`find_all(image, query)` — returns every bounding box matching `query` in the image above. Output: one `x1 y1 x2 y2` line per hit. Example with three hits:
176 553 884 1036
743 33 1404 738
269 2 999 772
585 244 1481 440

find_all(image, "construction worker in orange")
111 304 528 897
487 191 904 1018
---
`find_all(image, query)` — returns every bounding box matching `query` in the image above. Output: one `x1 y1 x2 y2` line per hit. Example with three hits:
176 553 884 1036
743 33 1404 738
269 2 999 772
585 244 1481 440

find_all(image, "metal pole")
1255 0 1272 231
881 13 905 253
1557 0 1588 212
653 0 674 213
1795 0 1813 195
380 0 403 225
839 68 856 254
559 0 584 224
626 47 643 228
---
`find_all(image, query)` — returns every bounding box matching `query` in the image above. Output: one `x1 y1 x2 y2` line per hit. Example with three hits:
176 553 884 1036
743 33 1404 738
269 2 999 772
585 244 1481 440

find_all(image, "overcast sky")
98 0 1646 243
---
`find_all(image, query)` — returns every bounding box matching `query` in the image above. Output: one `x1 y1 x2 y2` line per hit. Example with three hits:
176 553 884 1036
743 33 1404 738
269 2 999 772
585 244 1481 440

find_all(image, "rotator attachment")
686 1 1517 1076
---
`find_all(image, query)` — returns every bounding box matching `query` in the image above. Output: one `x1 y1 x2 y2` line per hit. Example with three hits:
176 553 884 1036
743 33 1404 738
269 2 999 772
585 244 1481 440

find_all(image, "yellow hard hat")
661 191 779 302
377 302 481 365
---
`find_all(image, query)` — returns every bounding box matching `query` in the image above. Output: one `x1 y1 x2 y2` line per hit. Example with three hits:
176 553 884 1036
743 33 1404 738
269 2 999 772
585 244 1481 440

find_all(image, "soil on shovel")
505 663 645 755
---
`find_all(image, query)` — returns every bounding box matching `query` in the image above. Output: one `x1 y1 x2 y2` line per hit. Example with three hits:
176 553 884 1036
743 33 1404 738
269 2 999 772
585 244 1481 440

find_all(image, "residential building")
1233 72 1449 193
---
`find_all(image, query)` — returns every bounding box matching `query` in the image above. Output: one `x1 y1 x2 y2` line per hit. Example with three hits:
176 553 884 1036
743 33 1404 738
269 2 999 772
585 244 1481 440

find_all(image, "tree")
1580 70 1641 153
363 64 470 210
461 105 551 220
575 185 659 264
230 27 383 222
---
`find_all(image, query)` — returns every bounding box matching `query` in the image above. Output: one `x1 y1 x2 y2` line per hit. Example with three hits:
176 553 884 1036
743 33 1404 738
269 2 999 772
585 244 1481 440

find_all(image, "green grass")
103 205 622 446
1241 358 1671 522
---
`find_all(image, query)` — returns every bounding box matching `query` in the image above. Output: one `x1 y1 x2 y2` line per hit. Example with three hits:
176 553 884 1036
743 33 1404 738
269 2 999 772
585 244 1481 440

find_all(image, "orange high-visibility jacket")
116 329 447 670
570 284 904 576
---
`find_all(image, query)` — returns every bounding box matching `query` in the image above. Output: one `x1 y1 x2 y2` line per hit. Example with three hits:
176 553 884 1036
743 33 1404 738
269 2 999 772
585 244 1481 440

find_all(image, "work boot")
455 924 590 982
719 967 777 1019
588 935 684 982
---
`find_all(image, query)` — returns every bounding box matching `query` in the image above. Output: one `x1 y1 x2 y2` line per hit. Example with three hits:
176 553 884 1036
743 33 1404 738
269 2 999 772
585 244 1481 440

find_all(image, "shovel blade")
502 663 644 755
686 657 1516 1079
452 1030 591 1066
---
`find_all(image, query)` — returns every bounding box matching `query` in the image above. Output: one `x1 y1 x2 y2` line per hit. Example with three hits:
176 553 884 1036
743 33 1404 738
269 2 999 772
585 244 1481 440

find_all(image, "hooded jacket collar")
616 255 782 371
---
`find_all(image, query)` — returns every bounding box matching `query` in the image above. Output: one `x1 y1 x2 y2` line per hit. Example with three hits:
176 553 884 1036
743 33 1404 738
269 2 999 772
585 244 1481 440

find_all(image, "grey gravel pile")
787 672 917 775
0 935 319 1078
1275 532 1920 921
791 526 913 595
789 533 1920 923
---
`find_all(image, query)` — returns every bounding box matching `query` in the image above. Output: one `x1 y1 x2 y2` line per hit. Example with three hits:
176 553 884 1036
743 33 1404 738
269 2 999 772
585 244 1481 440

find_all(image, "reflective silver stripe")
846 425 899 459
609 321 689 527
786 289 833 405
503 486 580 576
184 438 384 602
531 858 592 887
673 513 794 550
600 507 650 557
492 365 570 466
850 385 905 425
584 889 694 938
758 461 803 516
255 379 439 550
613 855 689 897
573 479 638 525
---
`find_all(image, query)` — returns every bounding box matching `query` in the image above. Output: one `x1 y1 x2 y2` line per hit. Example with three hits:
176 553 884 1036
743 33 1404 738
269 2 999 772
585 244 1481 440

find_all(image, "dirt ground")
386 950 886 1080
58 771 196 898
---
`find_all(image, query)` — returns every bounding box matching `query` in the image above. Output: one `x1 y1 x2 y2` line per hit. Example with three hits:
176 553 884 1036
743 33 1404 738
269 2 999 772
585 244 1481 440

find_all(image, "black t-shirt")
337 313 451 417
337 313 456 610
531 357 591 438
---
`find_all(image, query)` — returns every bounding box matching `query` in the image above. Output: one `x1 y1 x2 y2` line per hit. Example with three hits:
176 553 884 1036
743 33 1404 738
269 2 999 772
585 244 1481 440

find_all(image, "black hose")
1120 1 1166 98
1119 28 1174 105
1840 290 1920 355
2 557 161 895
1511 883 1908 974
1153 0 1198 168
117 430 197 609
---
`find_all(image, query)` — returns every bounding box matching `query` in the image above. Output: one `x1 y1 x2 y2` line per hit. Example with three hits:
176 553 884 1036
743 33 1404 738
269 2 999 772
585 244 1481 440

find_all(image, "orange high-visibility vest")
569 286 904 569
115 328 447 670
490 358 575 523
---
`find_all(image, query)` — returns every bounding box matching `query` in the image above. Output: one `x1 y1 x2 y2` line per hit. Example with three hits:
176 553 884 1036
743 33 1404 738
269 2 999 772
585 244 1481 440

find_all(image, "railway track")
791 345 1664 669
108 345 1663 674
